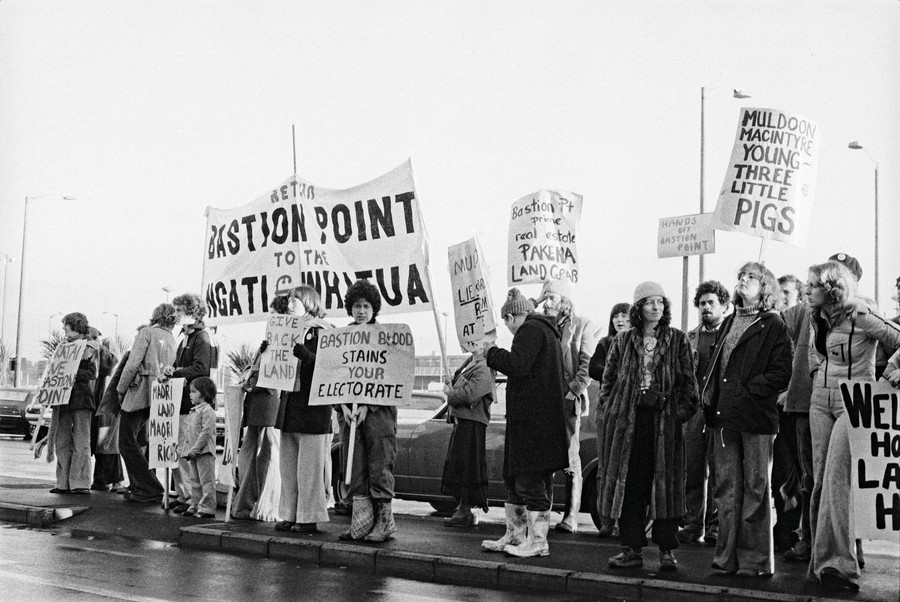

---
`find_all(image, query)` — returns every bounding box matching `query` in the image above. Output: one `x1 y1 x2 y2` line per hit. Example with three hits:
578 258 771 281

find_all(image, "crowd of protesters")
35 254 900 591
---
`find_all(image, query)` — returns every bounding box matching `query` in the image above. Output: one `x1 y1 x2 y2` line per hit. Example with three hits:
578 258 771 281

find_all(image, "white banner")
202 160 434 324
308 324 415 407
148 378 184 470
507 189 582 286
35 340 87 407
841 380 899 542
713 107 821 245
657 213 716 258
448 237 496 352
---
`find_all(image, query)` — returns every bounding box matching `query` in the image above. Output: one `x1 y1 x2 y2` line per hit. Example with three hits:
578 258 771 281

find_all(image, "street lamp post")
0 253 12 345
103 311 119 340
48 312 63 332
700 87 750 283
14 194 76 387
162 286 172 302
848 141 879 305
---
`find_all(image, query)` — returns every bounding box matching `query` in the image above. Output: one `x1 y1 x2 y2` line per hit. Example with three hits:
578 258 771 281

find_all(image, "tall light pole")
848 141 879 306
48 312 63 332
700 87 751 283
162 286 172 302
103 311 119 340
14 194 76 387
0 253 12 345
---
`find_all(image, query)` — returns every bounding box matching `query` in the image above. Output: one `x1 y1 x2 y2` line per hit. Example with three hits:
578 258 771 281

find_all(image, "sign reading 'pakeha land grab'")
713 107 821 245
35 339 87 407
841 380 900 542
508 189 582 286
657 213 716 258
308 324 415 408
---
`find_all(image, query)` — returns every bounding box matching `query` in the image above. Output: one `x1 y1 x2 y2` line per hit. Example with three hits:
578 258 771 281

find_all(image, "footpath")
1 475 897 602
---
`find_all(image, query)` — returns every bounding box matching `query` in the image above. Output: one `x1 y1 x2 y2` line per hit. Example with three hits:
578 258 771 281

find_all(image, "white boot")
482 503 526 552
505 510 550 557
555 474 582 533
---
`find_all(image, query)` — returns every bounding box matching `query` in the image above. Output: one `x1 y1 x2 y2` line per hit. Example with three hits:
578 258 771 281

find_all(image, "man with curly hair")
678 280 729 546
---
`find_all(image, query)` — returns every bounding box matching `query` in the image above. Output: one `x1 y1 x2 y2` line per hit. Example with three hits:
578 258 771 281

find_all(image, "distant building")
414 354 467 390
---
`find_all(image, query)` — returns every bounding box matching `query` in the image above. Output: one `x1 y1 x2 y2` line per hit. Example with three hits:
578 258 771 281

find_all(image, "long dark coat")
486 313 568 478
598 325 698 521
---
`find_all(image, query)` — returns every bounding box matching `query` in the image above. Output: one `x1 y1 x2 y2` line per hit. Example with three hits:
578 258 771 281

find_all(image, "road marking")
57 544 146 558
0 568 170 602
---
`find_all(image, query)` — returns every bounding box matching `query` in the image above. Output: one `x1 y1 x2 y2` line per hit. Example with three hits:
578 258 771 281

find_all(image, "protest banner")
34 339 88 407
712 107 821 245
202 160 434 324
148 378 184 470
507 189 582 286
657 213 716 258
308 323 415 408
448 237 497 352
840 380 900 541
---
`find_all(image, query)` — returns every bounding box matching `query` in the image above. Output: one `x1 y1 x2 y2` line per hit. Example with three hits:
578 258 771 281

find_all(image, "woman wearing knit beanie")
699 262 792 578
599 282 698 572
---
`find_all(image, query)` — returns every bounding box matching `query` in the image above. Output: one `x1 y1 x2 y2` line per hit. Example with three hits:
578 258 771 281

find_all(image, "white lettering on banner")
309 324 415 408
657 213 716 258
202 160 434 325
148 378 184 470
712 107 821 245
840 380 900 542
34 340 88 407
507 189 583 286
448 237 497 352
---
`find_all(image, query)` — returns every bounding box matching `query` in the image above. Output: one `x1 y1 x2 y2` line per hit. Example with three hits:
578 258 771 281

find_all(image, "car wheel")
585 468 603 531
429 498 458 515
331 447 350 506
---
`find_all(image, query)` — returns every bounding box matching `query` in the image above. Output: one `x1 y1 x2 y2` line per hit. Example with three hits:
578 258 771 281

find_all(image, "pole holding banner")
344 405 358 486
681 257 689 331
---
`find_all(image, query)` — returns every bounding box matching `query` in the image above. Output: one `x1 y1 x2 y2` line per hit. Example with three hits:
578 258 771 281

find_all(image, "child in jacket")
184 377 218 518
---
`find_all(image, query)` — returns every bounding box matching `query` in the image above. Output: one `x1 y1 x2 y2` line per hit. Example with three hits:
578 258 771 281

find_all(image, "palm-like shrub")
224 343 256 383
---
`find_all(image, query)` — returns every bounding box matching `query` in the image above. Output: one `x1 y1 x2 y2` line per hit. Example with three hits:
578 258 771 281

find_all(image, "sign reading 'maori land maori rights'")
448 237 496 352
840 380 900 542
507 189 582 286
148 378 184 470
35 339 88 407
308 324 415 408
202 160 434 325
713 107 821 245
657 213 716 259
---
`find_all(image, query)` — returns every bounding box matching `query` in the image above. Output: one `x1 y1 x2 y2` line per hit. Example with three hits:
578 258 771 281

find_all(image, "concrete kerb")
0 502 82 527
566 571 642 600
498 563 570 592
375 549 435 582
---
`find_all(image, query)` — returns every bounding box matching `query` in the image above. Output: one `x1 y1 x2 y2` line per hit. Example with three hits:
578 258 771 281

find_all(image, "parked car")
330 380 603 529
0 388 35 437
24 395 50 440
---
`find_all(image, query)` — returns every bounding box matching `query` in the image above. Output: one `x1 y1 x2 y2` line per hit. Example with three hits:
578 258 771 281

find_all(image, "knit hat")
633 281 666 304
501 288 535 316
829 253 862 282
540 279 574 302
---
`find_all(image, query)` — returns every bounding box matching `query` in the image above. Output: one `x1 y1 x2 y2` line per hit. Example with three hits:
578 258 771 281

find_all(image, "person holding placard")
701 263 792 578
440 345 494 528
600 283 698 572
116 304 178 504
273 286 333 534
482 288 568 558
336 279 399 543
805 260 900 589
539 279 599 534
50 313 101 494
588 302 630 539
89 330 123 492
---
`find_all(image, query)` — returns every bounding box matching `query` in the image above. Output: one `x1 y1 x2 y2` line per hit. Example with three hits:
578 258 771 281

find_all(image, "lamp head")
733 89 751 99
848 141 863 150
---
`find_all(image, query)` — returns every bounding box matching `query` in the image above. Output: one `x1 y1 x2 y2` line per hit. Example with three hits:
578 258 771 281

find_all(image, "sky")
1 0 898 366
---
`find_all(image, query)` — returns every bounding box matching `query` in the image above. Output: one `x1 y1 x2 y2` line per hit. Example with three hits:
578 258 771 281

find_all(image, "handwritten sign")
216 385 243 488
841 380 899 542
657 213 716 258
148 378 184 469
448 237 497 352
308 324 415 408
35 340 87 407
257 314 308 391
713 107 821 245
507 189 582 286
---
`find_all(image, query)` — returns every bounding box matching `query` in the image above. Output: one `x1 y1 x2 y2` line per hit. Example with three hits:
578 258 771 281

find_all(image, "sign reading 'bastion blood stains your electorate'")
507 189 582 286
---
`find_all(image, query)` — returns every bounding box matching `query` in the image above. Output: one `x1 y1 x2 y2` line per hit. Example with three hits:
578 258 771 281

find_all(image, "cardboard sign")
216 385 243 488
148 378 184 469
35 340 87 407
657 213 716 258
840 380 900 542
507 189 582 286
257 314 308 391
308 324 415 407
713 107 821 245
202 160 434 324
448 237 497 352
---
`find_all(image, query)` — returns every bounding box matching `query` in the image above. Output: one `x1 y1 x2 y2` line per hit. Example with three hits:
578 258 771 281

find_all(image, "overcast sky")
1 0 898 363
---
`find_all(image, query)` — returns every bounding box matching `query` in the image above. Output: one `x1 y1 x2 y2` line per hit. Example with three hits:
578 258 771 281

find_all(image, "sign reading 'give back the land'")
508 189 582 286
841 380 900 542
308 324 415 408
35 339 87 407
713 107 821 245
